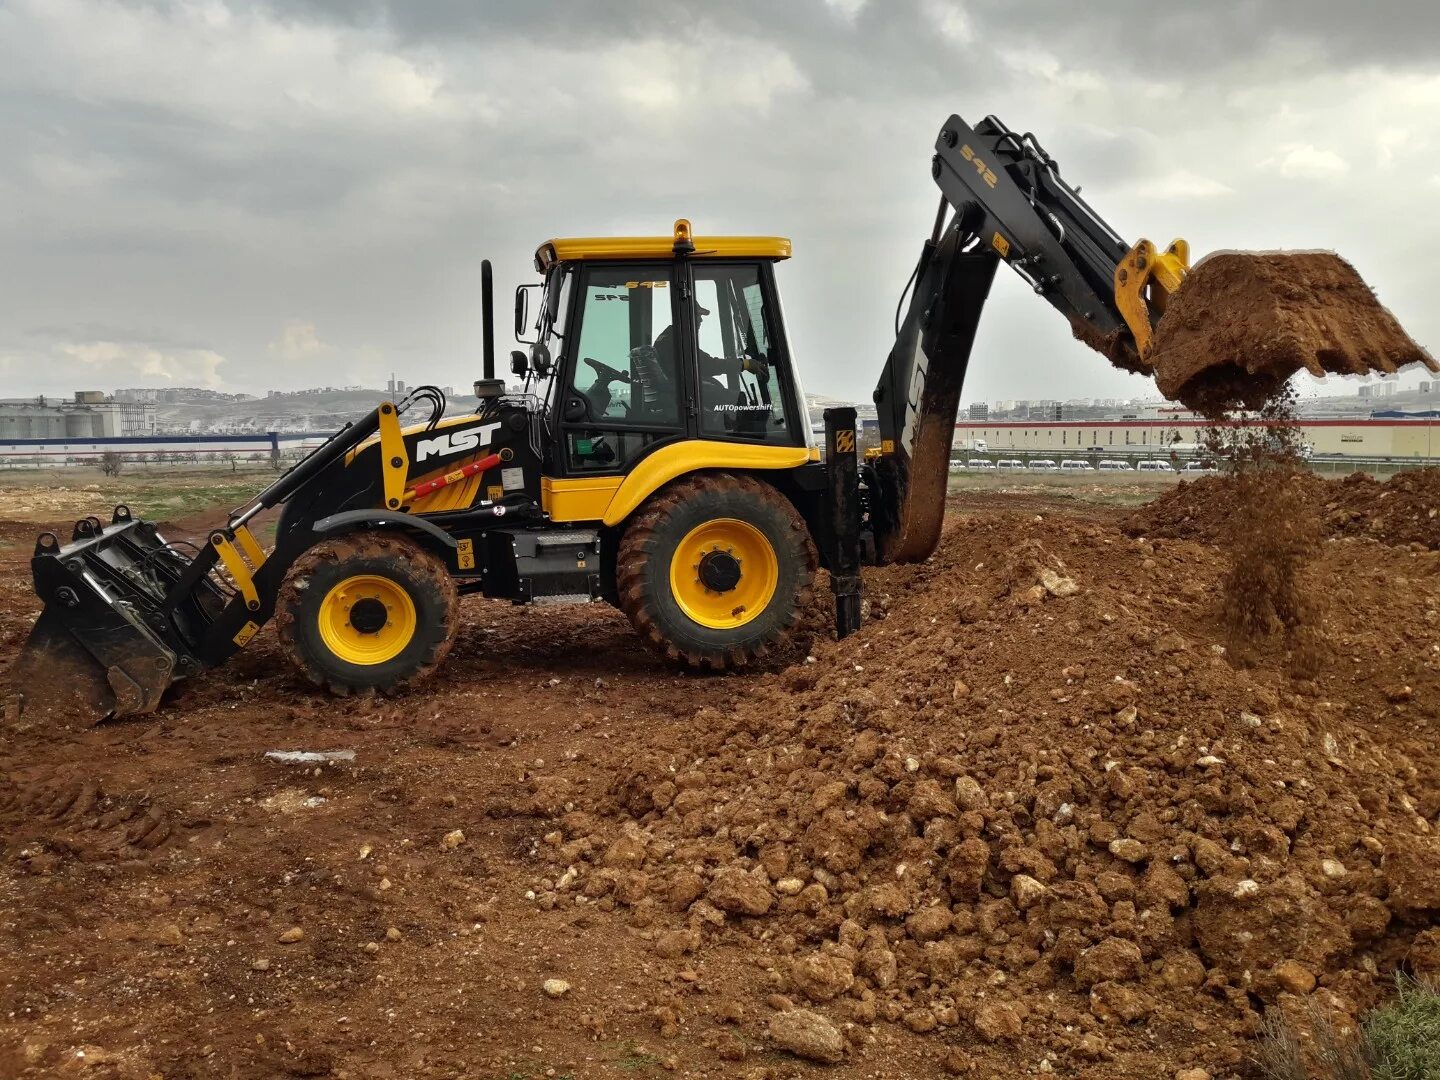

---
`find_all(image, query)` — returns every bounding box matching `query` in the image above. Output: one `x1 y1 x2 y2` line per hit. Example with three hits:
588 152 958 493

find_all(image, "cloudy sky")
2 0 1438 406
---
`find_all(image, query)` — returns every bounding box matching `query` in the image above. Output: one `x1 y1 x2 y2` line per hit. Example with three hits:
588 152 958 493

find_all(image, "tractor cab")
514 220 812 521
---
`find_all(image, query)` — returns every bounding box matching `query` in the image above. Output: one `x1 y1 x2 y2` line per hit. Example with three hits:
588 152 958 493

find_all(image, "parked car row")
946 457 1218 473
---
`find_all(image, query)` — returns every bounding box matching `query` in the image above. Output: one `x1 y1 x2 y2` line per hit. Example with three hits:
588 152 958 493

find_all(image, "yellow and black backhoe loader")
5 113 1421 723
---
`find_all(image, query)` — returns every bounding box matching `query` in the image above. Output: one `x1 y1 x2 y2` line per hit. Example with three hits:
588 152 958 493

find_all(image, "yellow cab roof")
534 219 791 272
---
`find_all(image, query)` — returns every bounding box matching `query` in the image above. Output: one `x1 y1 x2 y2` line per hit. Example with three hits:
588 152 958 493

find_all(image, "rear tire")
276 533 458 695
618 472 816 670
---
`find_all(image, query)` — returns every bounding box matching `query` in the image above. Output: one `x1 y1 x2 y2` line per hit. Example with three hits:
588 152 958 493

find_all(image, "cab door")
555 262 690 476
688 261 804 447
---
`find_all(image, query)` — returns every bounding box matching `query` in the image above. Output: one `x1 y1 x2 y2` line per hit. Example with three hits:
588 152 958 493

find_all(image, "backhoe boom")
868 113 1180 564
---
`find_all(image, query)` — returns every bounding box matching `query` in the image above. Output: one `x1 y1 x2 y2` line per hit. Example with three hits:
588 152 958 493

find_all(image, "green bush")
1363 976 1440 1080
1254 976 1440 1080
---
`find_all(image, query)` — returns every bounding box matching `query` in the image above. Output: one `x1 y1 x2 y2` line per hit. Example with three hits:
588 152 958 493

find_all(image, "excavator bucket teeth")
1149 251 1437 413
2 510 219 726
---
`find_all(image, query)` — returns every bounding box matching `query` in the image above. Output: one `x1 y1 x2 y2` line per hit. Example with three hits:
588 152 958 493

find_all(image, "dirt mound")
1148 251 1435 413
1125 468 1440 550
534 511 1440 1073
1324 469 1440 549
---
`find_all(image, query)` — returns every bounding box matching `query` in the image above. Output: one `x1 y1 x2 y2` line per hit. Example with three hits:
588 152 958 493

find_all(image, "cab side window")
563 264 682 474
568 265 680 427
692 264 795 443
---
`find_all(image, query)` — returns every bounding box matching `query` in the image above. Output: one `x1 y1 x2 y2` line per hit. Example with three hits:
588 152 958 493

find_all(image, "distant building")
968 402 988 420
118 387 252 404
0 394 156 439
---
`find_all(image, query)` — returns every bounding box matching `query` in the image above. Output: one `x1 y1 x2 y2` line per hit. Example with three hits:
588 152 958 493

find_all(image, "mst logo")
415 422 502 464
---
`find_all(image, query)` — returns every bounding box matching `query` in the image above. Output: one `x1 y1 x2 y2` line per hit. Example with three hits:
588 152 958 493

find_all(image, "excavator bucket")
2 507 225 725
1146 251 1437 414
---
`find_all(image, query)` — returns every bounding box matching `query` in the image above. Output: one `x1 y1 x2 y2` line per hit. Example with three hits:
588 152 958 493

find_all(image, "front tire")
276 533 458 695
618 472 817 669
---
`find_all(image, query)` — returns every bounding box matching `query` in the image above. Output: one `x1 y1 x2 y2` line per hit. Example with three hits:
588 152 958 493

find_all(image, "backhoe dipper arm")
869 113 1172 564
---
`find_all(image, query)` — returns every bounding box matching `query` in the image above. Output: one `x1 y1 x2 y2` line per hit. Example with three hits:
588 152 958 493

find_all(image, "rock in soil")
706 867 774 916
769 1008 846 1064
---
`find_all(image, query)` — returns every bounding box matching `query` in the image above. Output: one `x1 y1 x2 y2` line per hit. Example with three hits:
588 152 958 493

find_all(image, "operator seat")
628 344 670 420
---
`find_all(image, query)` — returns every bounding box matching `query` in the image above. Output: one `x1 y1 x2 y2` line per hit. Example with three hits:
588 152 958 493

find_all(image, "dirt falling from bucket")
1198 389 1328 674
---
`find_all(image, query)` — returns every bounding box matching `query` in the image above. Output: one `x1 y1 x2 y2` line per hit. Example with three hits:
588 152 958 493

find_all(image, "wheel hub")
317 574 417 666
697 549 742 593
668 517 780 630
348 596 389 634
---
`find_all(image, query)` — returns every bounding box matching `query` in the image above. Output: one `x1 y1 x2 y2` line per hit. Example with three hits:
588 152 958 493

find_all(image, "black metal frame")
931 113 1134 345
822 408 862 637
867 111 1144 566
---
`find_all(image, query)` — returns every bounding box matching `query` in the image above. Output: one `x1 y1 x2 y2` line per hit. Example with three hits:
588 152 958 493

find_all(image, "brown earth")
1124 468 1440 551
1 482 1438 1079
1144 251 1436 413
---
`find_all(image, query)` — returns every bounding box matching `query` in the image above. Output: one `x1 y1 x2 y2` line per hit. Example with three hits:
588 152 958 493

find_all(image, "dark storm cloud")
262 0 1440 76
2 0 1437 402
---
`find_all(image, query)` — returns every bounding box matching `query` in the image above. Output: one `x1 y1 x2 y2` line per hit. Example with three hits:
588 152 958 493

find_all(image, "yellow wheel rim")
669 518 779 630
317 574 417 666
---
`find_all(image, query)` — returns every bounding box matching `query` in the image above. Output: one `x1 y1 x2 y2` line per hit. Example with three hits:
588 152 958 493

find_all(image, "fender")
311 509 459 550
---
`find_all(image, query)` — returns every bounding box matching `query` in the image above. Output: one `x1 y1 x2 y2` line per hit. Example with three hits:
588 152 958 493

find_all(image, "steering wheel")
584 357 630 385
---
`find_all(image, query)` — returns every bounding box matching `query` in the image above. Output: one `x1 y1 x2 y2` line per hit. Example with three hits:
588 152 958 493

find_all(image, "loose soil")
1124 468 1440 552
1145 251 1436 413
2 481 1436 1078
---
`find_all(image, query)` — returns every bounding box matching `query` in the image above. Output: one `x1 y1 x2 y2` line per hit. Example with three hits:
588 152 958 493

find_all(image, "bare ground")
0 475 1436 1080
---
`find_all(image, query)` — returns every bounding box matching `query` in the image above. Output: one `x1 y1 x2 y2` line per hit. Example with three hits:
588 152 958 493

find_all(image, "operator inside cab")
653 299 773 433
559 252 797 476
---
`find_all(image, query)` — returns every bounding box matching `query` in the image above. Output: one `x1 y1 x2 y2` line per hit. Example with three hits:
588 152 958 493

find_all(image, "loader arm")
869 113 1184 563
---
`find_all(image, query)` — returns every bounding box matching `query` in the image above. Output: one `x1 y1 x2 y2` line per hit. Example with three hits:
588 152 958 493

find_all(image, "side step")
488 528 602 604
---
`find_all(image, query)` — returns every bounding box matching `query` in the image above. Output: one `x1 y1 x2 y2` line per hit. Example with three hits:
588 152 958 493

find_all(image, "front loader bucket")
2 507 226 725
4 604 172 724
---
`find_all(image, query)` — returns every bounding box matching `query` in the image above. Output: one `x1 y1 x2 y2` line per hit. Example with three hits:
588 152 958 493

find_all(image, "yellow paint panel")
536 234 791 271
407 459 484 514
602 442 810 527
542 475 624 523
212 534 260 612
233 525 266 568
377 404 408 511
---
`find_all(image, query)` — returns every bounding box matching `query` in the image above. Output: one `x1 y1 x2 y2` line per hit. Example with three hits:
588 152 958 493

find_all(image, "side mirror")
510 349 529 377
514 284 540 344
